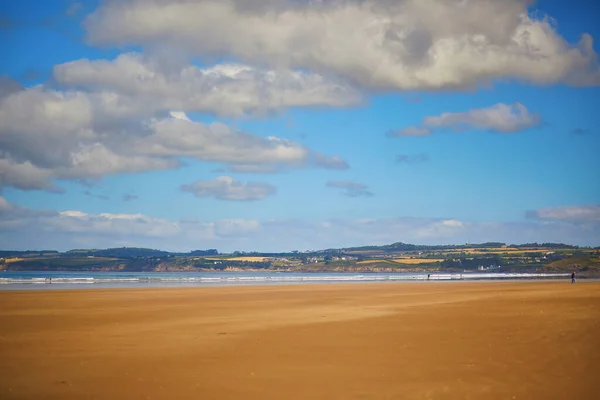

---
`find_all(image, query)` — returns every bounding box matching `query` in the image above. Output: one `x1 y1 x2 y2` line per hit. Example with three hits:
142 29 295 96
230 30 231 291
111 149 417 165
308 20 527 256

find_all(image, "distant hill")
66 247 171 258
0 250 59 257
509 243 580 249
189 249 218 256
339 241 588 253
61 247 219 258
544 256 600 272
2 243 598 273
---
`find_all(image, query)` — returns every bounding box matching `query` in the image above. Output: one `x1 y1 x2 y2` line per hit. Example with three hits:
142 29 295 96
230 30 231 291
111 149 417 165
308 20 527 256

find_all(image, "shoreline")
0 277 589 293
0 270 578 292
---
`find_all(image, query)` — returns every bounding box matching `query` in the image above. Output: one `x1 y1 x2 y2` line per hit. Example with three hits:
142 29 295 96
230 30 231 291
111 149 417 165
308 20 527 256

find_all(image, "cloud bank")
54 52 362 117
527 205 600 222
1 197 598 252
0 81 348 191
85 0 600 91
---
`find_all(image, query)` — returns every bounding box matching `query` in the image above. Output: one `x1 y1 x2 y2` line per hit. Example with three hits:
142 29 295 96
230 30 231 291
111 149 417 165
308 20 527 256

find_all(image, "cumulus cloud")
390 103 541 136
0 158 63 192
311 152 350 170
326 180 373 197
527 205 600 222
54 52 361 117
84 0 600 91
180 176 277 201
0 195 11 212
0 76 23 99
0 83 347 191
141 117 328 167
2 197 599 252
225 164 280 174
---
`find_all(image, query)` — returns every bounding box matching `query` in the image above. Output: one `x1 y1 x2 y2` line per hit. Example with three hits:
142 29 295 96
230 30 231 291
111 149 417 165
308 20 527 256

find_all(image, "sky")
1 0 599 252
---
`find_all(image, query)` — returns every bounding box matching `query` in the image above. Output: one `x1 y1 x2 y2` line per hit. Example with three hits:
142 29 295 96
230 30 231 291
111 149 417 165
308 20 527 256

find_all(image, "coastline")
1 281 599 399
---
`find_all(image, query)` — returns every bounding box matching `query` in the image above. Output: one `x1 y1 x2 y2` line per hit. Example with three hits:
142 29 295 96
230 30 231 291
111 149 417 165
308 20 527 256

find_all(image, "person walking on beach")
571 272 576 284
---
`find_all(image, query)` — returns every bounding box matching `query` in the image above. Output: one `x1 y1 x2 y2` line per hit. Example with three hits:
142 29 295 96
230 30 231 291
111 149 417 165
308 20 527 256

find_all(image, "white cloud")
0 158 62 192
390 103 540 136
180 176 277 201
169 111 191 121
141 118 308 165
1 198 599 252
214 219 262 237
442 219 464 228
225 164 280 174
54 52 361 117
47 210 181 238
326 180 373 197
413 219 465 239
59 210 88 218
0 76 23 99
0 195 10 212
528 205 600 222
312 152 350 170
0 85 348 191
84 0 600 91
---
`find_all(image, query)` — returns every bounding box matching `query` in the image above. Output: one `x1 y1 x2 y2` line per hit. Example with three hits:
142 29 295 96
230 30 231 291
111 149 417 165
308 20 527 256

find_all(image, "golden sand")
1 282 599 399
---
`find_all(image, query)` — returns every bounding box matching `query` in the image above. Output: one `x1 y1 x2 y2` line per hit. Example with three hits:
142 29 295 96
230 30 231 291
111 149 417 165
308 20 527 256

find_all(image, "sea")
0 270 571 290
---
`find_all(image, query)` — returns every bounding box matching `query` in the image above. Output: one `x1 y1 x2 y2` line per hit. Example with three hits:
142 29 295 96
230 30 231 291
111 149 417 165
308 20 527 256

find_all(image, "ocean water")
0 271 571 290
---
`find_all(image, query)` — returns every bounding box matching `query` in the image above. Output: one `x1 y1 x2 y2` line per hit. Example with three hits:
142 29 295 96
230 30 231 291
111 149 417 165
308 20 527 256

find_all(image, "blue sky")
1 0 599 251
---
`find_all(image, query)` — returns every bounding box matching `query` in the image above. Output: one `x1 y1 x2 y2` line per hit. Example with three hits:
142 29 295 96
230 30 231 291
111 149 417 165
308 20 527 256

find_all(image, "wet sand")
1 282 599 399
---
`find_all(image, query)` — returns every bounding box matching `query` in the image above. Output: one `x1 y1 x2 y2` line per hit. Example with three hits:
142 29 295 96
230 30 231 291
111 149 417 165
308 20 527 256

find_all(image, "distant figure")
571 272 576 284
427 274 431 280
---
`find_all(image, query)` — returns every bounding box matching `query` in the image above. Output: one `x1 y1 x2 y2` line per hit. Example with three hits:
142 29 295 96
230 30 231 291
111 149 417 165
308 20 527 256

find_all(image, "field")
443 248 597 256
391 258 445 264
2 258 24 263
358 258 443 265
4 257 121 269
205 256 269 262
226 256 270 262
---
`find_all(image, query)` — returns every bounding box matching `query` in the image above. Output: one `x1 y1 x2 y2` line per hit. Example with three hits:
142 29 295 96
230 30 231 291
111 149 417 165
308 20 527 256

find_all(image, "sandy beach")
1 282 599 399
